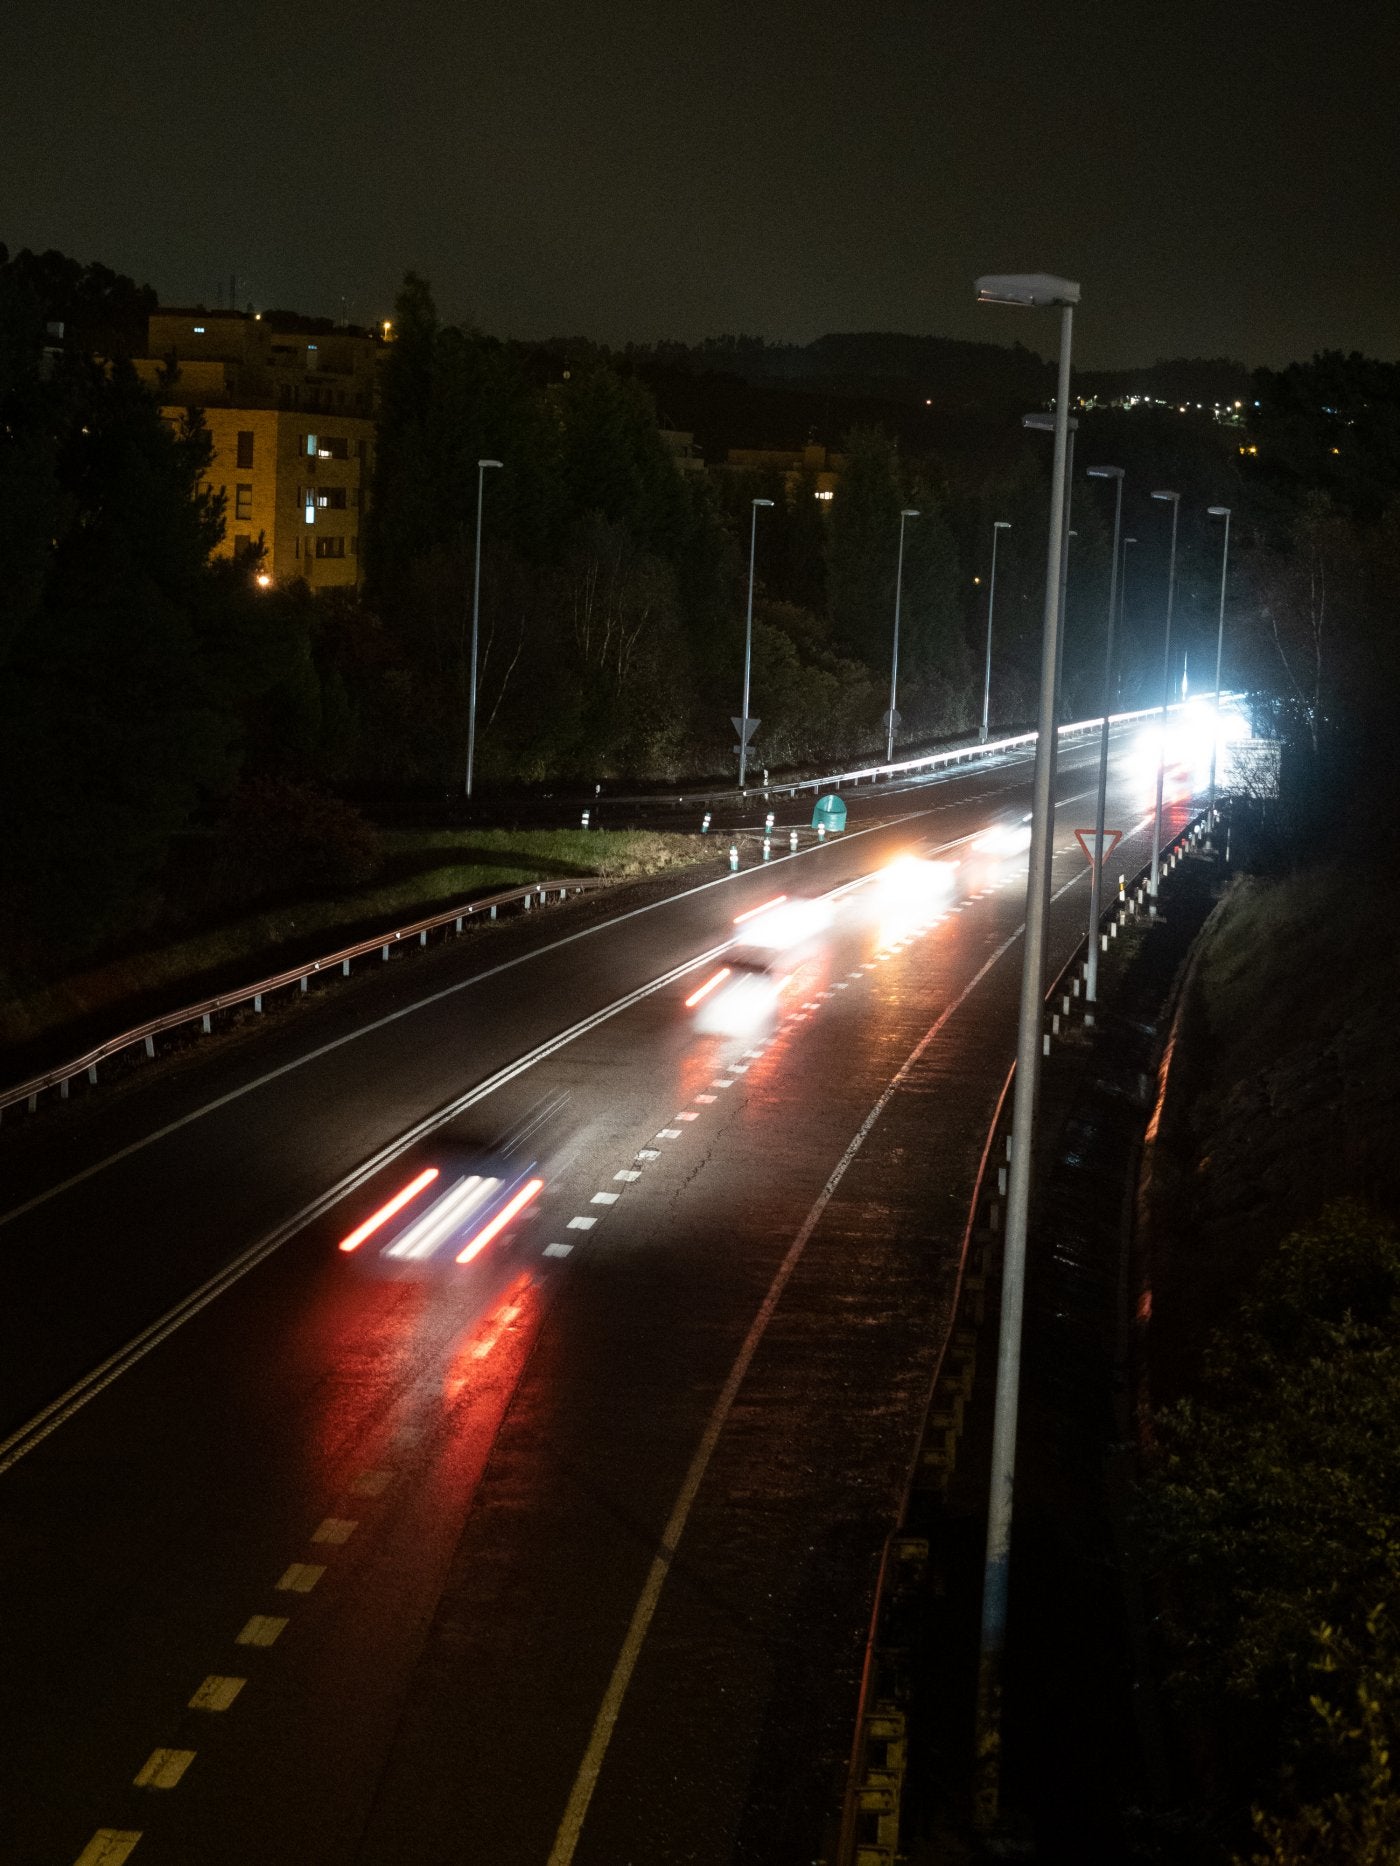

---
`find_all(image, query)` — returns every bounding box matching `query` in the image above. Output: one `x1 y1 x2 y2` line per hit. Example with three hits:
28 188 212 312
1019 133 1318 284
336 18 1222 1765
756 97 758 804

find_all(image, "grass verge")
2 829 708 1067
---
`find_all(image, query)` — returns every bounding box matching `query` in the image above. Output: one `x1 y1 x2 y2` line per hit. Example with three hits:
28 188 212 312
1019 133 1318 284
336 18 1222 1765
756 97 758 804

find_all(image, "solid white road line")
543 862 1097 1866
0 943 728 1480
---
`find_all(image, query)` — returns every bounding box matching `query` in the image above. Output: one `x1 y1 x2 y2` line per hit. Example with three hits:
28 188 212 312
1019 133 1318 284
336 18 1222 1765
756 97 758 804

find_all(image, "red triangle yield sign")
1075 827 1123 865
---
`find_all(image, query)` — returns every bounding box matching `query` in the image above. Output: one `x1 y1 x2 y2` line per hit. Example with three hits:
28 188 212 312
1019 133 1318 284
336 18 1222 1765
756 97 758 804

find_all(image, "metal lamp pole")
1084 465 1124 1018
1149 490 1180 906
1024 413 1077 989
886 508 920 763
1206 505 1232 832
738 497 773 789
980 520 1010 742
466 458 503 799
972 272 1079 1828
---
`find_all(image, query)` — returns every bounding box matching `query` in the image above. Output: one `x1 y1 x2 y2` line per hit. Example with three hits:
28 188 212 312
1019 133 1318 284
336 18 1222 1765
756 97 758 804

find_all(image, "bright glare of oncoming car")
971 817 1032 861
340 1161 544 1267
692 959 789 1037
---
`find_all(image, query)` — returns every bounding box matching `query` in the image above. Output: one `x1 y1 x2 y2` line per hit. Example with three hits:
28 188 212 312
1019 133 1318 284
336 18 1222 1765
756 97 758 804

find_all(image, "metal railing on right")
832 806 1214 1866
1 875 612 1123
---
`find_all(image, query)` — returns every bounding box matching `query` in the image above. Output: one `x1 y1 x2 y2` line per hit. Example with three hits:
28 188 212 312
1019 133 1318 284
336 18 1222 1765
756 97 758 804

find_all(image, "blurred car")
687 892 832 1036
338 1154 544 1267
970 816 1032 861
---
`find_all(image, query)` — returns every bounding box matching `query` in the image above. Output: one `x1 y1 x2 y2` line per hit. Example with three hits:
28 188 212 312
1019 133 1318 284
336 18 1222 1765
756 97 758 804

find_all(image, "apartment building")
135 309 383 591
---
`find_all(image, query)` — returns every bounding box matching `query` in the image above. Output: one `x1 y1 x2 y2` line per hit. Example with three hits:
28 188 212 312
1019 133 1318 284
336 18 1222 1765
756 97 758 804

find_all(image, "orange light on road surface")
684 966 732 1008
339 1167 440 1251
455 1177 544 1263
733 894 786 925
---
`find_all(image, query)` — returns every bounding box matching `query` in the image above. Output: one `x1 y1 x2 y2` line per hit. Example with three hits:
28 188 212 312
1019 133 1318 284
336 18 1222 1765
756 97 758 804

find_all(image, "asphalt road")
0 729 1195 1866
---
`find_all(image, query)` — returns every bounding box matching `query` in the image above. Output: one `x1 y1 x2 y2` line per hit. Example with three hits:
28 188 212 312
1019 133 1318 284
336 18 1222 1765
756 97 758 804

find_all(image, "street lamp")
738 498 773 789
1117 537 1137 706
980 521 1010 743
973 270 1079 1829
1023 413 1077 727
1149 490 1181 906
1084 466 1125 1019
1206 505 1233 832
466 458 503 799
886 508 920 763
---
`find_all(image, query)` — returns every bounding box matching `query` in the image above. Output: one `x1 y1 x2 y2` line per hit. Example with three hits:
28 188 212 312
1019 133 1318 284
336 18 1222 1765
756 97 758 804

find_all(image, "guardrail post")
381 943 391 960
253 994 262 1013
59 1077 69 1099
523 893 531 911
202 1012 212 1032
419 930 428 947
300 975 309 992
87 1064 98 1085
145 1035 156 1058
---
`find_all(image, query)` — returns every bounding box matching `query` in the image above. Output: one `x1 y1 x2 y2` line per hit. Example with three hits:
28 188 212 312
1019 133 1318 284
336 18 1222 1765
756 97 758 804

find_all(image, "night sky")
4 0 1395 367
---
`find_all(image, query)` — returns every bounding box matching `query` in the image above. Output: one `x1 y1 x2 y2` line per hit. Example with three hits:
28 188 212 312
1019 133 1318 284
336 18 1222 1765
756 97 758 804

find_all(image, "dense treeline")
4 244 1400 975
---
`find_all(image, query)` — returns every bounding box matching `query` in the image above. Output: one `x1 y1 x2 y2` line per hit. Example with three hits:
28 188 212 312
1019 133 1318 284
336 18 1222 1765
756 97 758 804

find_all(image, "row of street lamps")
970 273 1237 1830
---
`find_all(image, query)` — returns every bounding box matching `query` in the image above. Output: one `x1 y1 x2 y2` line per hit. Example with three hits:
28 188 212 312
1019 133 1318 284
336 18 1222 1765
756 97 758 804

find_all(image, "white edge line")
0 939 730 1477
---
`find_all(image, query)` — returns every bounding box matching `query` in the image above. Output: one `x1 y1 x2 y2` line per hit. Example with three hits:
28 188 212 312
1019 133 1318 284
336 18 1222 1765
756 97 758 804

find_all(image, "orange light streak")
338 1167 440 1252
684 966 731 1008
734 894 786 924
455 1177 544 1263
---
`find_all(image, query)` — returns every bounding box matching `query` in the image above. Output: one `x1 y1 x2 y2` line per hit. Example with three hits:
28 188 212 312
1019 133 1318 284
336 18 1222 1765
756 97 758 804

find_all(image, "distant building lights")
814 488 834 501
193 325 205 333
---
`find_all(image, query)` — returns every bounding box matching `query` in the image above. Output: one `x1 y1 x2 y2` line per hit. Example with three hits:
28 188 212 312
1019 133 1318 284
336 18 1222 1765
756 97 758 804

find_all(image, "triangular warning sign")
1074 828 1123 865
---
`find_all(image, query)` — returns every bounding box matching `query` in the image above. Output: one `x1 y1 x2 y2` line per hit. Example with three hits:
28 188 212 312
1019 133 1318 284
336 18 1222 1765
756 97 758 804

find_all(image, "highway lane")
0 732 1192 1865
0 750 1053 1443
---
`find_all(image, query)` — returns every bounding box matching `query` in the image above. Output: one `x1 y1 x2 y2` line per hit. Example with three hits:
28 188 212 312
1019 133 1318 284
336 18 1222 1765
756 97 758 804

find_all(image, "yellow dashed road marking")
73 1832 141 1866
311 1518 357 1545
275 1563 325 1593
236 1614 288 1646
134 1749 194 1790
188 1675 245 1712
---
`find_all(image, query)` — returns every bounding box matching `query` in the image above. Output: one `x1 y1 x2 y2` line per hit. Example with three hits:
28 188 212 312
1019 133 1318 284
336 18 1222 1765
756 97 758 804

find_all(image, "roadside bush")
1137 1200 1400 1851
218 778 383 902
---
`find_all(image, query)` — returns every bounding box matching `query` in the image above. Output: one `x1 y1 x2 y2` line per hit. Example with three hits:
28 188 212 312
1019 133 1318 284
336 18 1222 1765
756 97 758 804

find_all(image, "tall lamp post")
1149 489 1180 906
738 497 773 789
1024 412 1077 985
980 520 1010 743
886 508 920 763
972 271 1079 1829
466 457 503 799
1084 466 1125 1019
1206 504 1233 831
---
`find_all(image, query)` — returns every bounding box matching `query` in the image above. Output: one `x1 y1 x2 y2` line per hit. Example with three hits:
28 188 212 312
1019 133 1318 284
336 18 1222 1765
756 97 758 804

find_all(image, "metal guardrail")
1 875 613 1122
832 803 1216 1866
619 703 1169 811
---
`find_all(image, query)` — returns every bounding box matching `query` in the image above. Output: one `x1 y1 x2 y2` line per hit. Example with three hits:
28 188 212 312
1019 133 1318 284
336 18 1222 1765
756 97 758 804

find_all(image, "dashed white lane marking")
567 1215 597 1231
614 1169 641 1182
236 1614 288 1647
544 1242 574 1258
695 1094 717 1104
729 1064 748 1075
674 1112 698 1123
835 981 849 989
134 1749 194 1790
591 1191 620 1206
311 1517 357 1545
275 1563 325 1594
545 887 1043 1866
636 1148 661 1161
351 1469 393 1498
656 1128 683 1140
792 1014 808 1022
744 1048 765 1059
74 1831 141 1865
712 1078 734 1088
189 1675 245 1712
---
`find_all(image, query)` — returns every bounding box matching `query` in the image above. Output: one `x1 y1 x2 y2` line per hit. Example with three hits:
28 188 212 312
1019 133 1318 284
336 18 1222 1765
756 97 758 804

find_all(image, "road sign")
812 794 847 833
731 716 760 746
1074 828 1123 865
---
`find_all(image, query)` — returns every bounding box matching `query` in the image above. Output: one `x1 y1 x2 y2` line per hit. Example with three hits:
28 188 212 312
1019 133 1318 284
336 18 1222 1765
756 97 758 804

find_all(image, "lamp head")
1022 410 1078 432
901 508 920 518
1208 504 1231 517
1086 464 1123 479
478 458 503 469
753 497 774 508
1151 489 1180 503
976 273 1080 308
993 520 1011 529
